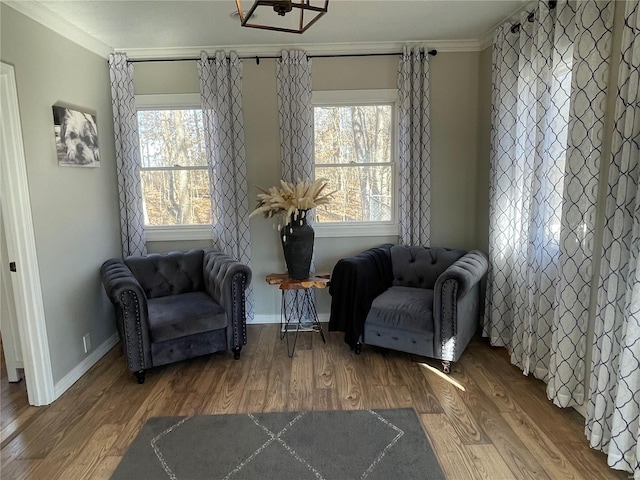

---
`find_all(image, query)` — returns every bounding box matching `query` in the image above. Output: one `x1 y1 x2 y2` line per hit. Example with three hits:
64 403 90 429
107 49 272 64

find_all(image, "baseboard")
249 313 330 324
53 332 119 400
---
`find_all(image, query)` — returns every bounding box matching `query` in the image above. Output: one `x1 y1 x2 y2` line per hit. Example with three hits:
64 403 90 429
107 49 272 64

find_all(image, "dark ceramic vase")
280 211 314 280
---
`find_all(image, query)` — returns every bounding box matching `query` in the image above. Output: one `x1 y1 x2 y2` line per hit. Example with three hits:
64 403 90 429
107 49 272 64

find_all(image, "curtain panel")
109 52 147 257
198 51 254 321
276 50 315 320
587 1 640 476
484 0 613 407
397 46 431 246
276 50 314 187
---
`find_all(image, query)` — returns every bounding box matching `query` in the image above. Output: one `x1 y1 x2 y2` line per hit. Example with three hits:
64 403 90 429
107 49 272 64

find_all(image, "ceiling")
9 0 529 57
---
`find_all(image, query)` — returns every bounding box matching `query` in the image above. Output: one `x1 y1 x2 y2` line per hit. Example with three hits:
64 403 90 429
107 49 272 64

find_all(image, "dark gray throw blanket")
328 244 393 348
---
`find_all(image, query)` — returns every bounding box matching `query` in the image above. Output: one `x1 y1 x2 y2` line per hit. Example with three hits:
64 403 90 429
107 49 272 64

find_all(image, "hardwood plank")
398 359 444 414
52 424 121 480
460 348 522 413
562 441 628 480
312 333 337 389
0 334 628 480
0 458 42 480
501 411 587 480
312 388 340 411
261 327 292 413
452 361 552 480
417 361 489 444
244 324 276 392
334 351 365 410
464 444 518 480
289 349 314 410
1 402 38 448
420 413 479 479
88 456 122 480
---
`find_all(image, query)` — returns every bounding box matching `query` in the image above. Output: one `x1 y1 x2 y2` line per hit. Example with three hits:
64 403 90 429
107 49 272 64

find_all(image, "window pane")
137 109 206 168
316 166 392 222
141 169 213 226
314 105 392 165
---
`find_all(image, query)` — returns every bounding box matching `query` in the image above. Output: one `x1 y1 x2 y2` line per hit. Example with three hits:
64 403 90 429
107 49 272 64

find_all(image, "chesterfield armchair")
101 249 251 383
329 245 488 372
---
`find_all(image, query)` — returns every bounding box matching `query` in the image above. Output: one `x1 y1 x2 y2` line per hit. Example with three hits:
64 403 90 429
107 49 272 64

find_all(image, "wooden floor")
0 324 628 480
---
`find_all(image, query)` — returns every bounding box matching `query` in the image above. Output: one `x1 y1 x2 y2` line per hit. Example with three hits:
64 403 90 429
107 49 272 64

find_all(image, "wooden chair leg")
135 370 145 384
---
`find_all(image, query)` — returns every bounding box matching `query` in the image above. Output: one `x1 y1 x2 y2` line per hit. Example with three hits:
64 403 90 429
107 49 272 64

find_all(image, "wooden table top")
265 273 331 290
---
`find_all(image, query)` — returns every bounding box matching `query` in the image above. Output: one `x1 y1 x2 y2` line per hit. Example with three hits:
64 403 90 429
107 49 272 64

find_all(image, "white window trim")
144 225 212 242
136 93 212 243
136 93 200 110
312 89 399 238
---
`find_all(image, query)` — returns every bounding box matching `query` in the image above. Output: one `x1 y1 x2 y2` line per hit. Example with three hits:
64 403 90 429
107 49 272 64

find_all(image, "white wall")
0 5 121 384
135 50 484 318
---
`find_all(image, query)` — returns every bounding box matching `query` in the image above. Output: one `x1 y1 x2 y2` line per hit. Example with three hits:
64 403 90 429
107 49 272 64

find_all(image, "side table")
266 273 330 357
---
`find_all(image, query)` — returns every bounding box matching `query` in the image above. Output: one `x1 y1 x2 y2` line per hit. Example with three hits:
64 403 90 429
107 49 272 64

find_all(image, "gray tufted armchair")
101 249 251 383
329 245 488 372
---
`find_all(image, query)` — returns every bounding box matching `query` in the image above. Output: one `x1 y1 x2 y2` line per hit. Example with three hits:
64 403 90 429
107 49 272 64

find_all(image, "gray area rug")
111 408 445 480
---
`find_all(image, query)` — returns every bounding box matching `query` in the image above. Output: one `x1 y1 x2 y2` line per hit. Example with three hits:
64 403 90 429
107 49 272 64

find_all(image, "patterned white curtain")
198 51 254 321
109 52 147 257
484 0 613 407
397 46 431 246
587 1 640 476
276 50 315 320
276 50 314 187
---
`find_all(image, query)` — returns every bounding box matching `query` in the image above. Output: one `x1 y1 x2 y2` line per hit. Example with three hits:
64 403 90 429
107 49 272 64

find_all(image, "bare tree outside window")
137 109 213 226
314 104 394 223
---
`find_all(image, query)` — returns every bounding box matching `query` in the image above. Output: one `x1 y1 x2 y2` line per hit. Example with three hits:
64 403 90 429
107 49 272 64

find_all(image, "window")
136 94 212 241
312 90 398 237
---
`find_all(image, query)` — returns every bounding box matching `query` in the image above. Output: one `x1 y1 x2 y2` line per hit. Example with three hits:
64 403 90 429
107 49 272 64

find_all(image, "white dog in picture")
59 109 100 166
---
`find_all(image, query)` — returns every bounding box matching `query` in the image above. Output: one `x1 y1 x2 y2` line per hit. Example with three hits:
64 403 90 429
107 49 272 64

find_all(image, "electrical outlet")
82 333 91 353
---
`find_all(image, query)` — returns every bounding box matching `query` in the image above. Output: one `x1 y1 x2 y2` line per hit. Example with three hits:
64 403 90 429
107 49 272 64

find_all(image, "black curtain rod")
510 0 557 33
127 50 438 65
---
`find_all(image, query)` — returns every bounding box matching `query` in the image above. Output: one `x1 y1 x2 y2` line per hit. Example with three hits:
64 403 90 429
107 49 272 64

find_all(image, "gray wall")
135 51 484 317
1 5 121 383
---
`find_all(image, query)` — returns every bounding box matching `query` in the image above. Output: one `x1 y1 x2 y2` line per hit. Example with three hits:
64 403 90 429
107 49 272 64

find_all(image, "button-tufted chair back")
390 245 466 289
125 249 205 299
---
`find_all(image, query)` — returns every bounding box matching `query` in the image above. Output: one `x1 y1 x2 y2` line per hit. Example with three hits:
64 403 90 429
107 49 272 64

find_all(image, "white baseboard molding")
53 332 119 400
249 313 330 325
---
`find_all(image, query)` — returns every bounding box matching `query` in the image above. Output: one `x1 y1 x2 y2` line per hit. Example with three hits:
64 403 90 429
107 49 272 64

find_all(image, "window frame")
311 89 399 238
135 93 212 242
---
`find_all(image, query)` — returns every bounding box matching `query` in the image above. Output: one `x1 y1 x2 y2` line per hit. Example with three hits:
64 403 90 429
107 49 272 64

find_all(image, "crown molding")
3 1 113 59
478 30 494 51
121 38 488 61
478 1 532 52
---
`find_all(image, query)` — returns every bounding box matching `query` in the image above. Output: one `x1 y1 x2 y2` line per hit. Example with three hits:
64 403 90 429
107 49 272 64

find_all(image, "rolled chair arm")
203 249 252 349
436 250 489 300
433 250 489 361
100 259 153 373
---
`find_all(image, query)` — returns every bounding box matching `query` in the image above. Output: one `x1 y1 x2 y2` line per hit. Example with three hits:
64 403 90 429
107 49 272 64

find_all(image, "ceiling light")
235 1 329 34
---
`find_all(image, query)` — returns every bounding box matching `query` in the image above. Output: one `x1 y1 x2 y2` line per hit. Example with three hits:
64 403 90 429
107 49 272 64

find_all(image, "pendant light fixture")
235 0 329 34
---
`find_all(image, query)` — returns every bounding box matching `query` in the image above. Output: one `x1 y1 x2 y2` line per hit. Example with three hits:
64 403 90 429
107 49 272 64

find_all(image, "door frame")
0 61 55 406
0 205 24 382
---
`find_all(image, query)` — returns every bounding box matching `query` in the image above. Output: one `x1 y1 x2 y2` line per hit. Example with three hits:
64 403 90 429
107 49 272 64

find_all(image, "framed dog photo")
52 105 100 167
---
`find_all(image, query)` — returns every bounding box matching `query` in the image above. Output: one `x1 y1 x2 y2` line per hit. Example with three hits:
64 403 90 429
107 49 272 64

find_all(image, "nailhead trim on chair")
231 272 247 348
120 289 144 372
440 279 458 361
